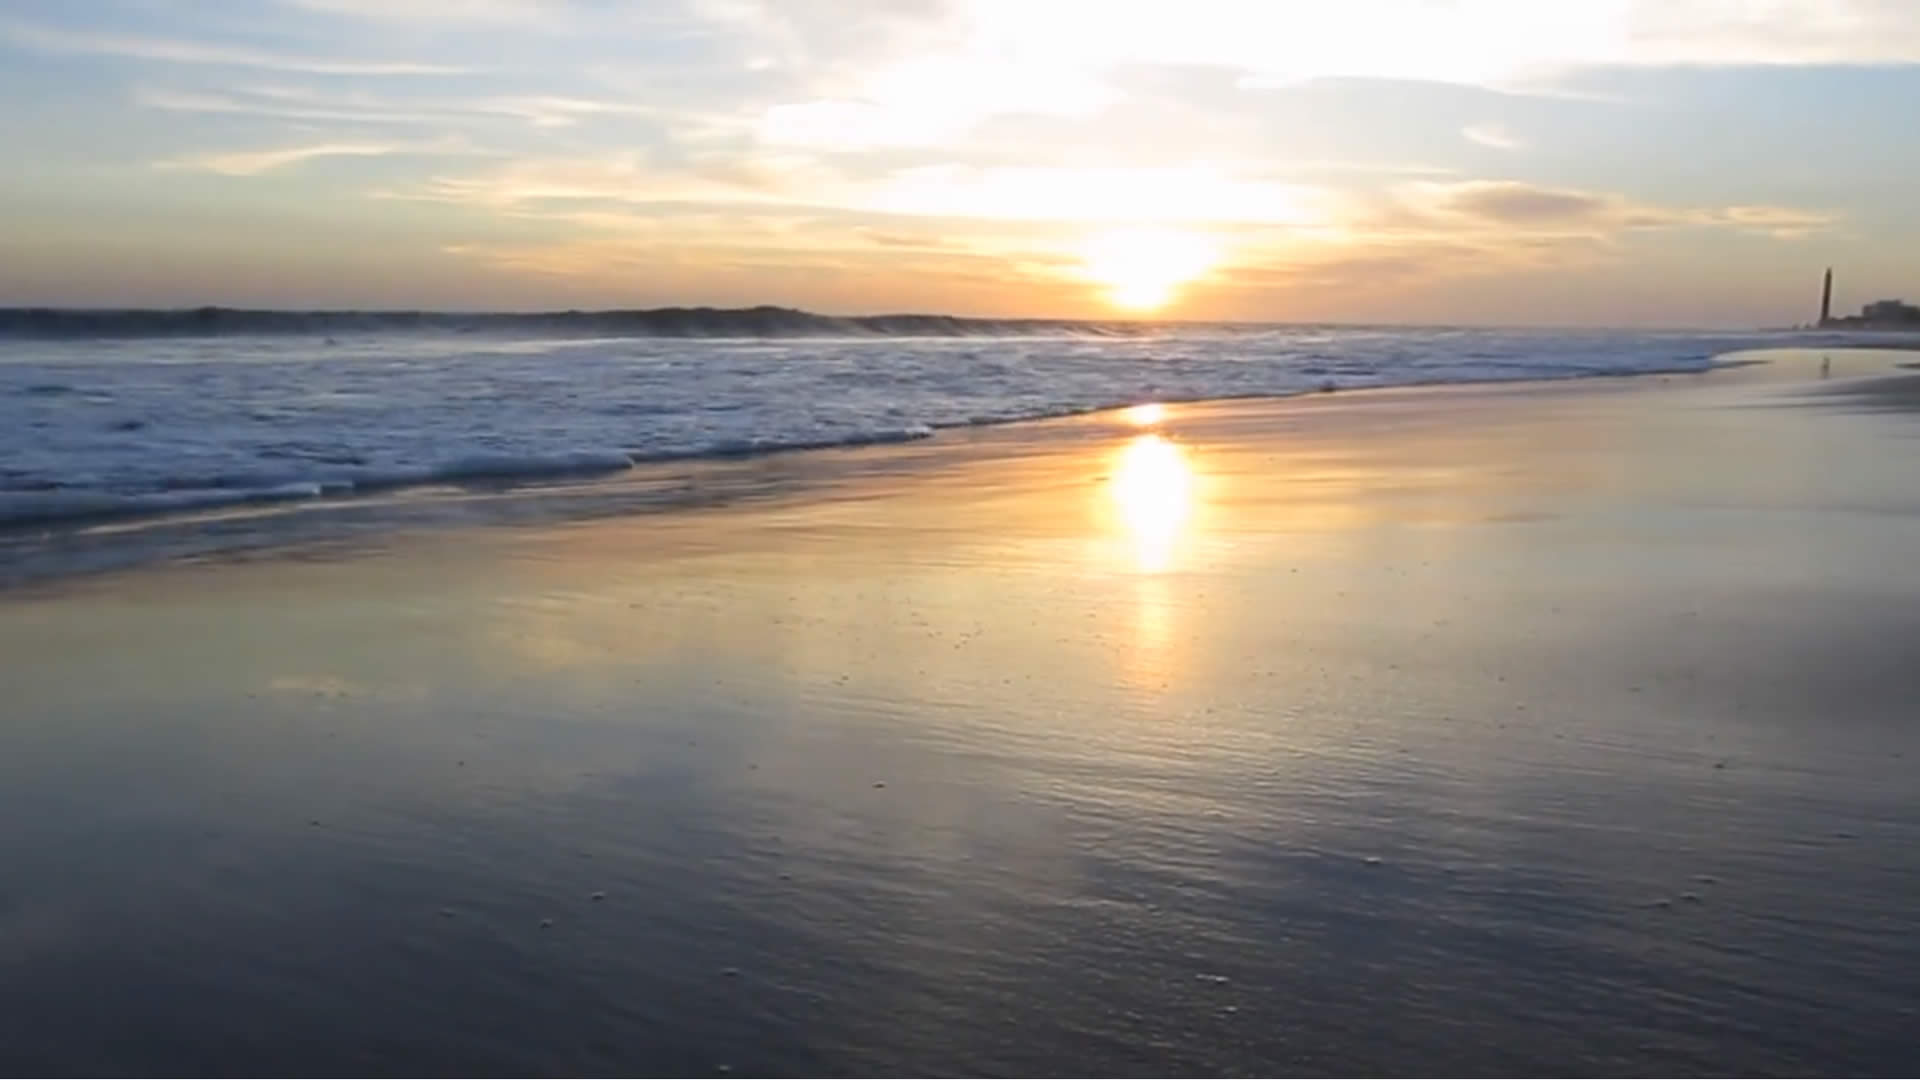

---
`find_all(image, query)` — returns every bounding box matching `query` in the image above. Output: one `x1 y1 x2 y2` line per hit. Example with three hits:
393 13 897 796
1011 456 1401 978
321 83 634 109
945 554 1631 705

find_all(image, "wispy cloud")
966 1 1920 87
0 18 467 75
372 160 1842 318
1357 180 1835 239
161 142 401 176
134 84 653 129
1431 181 1619 227
133 85 450 125
1269 161 1463 180
863 165 1325 226
396 152 1835 246
244 84 658 128
159 137 482 175
1462 123 1523 151
390 154 1338 230
472 95 657 127
283 0 557 23
697 0 1920 128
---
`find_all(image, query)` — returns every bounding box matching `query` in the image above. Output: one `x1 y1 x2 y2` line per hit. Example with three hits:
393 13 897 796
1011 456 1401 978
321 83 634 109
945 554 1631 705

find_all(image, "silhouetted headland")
0 305 1152 340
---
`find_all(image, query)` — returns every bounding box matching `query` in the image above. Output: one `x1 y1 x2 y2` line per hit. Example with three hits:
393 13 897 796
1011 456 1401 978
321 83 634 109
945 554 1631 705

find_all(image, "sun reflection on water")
1122 402 1166 427
1109 433 1194 573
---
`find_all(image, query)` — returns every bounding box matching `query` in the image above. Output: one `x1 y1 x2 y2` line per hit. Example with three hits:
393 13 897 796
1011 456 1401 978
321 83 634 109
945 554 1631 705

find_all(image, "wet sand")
3 349 1919 1075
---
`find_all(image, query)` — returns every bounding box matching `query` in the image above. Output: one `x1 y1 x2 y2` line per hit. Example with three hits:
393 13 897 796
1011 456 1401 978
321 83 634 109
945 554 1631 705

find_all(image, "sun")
1081 227 1221 313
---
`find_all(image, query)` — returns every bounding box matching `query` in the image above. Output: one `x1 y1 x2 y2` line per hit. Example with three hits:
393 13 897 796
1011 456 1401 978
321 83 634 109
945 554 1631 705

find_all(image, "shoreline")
3 328 1873 547
1 360 1737 535
0 348 1857 590
0 343 1909 600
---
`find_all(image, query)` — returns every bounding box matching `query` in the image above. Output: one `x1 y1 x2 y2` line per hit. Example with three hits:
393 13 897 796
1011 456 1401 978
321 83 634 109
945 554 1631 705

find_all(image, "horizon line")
0 302 1825 335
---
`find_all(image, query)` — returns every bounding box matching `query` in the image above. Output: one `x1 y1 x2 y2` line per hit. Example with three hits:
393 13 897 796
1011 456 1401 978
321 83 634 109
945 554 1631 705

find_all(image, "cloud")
1222 241 1500 291
134 84 653 129
1271 161 1463 180
863 165 1325 225
390 159 1837 320
759 100 948 151
756 57 1115 151
605 0 1920 146
1622 0 1920 67
472 95 657 127
0 18 467 74
387 152 808 209
932 1 1920 91
436 222 1073 316
243 85 656 128
1360 180 1836 238
1441 181 1614 226
392 153 1340 234
133 85 449 125
283 0 557 22
1462 124 1523 151
398 152 1833 255
1710 204 1833 234
857 229 962 250
162 143 402 175
656 1 1920 170
158 138 481 175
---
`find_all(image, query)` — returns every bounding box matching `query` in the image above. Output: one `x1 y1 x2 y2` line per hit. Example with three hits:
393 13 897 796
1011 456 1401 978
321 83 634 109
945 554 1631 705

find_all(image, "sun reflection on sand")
1109 433 1194 573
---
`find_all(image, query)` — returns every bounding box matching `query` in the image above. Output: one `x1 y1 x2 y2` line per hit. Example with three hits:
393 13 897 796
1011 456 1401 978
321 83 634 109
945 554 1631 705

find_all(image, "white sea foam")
0 326 1802 527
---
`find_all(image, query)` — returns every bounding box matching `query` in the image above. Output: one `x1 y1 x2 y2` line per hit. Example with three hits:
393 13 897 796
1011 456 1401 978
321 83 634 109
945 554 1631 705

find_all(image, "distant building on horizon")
1817 268 1920 329
1860 299 1920 323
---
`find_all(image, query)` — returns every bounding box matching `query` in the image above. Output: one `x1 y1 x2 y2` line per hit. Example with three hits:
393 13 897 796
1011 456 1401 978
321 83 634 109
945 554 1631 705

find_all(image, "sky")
1 0 1918 326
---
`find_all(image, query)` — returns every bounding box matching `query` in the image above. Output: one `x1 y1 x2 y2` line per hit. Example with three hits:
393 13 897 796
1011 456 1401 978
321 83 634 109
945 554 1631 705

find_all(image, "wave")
0 427 948 529
0 325 1816 534
0 305 1147 341
0 482 325 528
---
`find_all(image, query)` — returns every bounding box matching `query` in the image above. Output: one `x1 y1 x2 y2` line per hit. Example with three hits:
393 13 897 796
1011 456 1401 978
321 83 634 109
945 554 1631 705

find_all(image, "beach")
3 347 1919 1074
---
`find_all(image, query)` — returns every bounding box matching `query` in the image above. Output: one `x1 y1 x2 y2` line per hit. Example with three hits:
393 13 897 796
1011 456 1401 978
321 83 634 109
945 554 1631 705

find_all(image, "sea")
0 313 1848 534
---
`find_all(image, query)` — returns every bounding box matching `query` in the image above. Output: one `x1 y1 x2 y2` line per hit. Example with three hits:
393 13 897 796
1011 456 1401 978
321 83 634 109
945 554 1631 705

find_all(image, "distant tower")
1820 267 1833 325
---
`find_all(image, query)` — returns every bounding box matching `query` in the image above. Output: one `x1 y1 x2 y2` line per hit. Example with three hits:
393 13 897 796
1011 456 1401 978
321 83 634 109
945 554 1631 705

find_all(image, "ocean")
0 317 1821 532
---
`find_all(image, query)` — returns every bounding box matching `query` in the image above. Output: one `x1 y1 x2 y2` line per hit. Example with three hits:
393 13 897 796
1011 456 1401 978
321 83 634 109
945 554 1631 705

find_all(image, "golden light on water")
1081 227 1221 312
1109 433 1194 573
1123 402 1166 427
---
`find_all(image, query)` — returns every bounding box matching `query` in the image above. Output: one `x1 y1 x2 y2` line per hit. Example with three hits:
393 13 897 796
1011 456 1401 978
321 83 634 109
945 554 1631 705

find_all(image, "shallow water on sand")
2 354 1919 1075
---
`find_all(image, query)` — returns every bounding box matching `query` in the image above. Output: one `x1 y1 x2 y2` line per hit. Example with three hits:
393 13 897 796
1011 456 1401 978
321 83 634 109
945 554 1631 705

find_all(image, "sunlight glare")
1082 227 1220 312
1123 402 1166 427
1109 433 1194 572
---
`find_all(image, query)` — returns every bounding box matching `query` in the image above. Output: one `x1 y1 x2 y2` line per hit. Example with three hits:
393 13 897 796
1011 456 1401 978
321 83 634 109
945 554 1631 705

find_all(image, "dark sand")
3 348 1919 1075
1811 370 1920 410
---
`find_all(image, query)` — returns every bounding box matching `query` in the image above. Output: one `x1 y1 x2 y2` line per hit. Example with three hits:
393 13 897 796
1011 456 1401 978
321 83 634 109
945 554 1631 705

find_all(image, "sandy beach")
4 347 1919 1075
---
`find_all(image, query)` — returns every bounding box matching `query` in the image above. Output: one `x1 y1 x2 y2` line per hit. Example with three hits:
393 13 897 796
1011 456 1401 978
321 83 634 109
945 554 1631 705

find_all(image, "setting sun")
1081 227 1221 312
